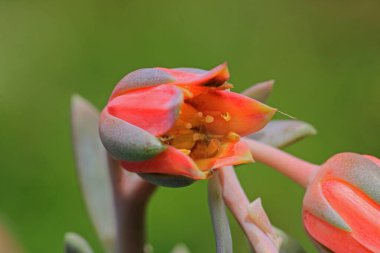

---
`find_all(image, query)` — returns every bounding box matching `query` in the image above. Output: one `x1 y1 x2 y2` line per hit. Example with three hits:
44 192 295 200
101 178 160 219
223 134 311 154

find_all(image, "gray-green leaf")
64 233 94 253
241 80 274 102
274 228 307 253
71 95 118 253
208 172 233 253
248 120 317 148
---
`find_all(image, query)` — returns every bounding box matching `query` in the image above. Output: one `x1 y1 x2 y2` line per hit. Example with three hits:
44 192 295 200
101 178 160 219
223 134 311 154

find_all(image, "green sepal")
99 109 166 161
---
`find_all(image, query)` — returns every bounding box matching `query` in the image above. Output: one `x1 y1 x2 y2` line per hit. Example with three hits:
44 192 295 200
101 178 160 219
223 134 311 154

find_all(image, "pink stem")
120 174 156 253
244 138 319 188
111 163 157 253
219 166 279 253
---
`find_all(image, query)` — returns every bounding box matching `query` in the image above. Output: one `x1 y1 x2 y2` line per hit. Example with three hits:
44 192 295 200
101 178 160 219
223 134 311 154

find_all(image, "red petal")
303 211 372 253
107 84 183 136
121 146 206 180
159 63 230 87
195 141 254 171
189 90 276 136
322 179 380 251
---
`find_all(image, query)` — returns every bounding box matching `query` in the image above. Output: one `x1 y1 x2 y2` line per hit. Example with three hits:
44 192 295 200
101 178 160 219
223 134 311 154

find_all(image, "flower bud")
303 153 380 252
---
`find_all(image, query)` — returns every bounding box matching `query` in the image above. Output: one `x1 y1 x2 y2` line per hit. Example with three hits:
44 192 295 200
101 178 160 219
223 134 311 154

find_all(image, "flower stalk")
219 166 279 253
207 171 233 253
115 171 157 253
244 138 319 188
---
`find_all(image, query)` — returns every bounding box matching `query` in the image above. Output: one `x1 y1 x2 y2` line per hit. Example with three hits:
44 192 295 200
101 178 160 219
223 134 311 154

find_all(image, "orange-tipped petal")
303 211 372 253
121 146 206 180
189 90 276 136
322 180 380 252
107 84 183 136
195 140 254 171
160 63 230 87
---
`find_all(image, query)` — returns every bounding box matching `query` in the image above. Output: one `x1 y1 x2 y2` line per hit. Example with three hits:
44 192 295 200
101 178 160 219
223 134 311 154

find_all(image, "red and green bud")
303 153 380 253
99 63 276 186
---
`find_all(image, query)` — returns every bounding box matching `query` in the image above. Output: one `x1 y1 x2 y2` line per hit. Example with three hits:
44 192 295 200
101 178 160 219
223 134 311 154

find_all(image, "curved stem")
113 169 157 253
244 138 319 188
208 172 233 253
219 166 279 253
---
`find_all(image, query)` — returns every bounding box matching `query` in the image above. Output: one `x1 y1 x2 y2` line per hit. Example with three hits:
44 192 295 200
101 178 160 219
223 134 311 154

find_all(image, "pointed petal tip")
242 80 275 102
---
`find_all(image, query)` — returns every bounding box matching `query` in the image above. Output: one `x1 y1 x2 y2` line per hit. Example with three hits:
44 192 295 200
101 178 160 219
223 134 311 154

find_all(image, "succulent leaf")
71 95 118 253
64 233 94 253
274 228 307 253
242 80 274 102
208 172 233 253
248 120 317 148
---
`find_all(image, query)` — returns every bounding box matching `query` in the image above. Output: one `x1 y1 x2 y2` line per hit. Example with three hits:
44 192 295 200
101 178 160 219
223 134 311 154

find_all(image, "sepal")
99 109 166 161
248 120 317 148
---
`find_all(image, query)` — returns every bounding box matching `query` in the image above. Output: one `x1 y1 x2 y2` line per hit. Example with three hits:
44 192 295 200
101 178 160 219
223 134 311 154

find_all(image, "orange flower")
303 153 380 253
99 63 276 184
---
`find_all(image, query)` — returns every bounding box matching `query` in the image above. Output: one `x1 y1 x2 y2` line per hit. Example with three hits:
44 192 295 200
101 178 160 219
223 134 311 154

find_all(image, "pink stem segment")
219 166 279 252
110 163 157 253
244 138 319 188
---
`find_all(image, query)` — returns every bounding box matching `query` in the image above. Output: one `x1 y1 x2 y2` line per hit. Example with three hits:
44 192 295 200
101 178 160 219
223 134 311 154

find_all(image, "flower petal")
110 68 175 99
195 140 254 171
190 90 276 136
322 179 380 252
99 109 166 161
121 146 207 180
107 84 183 136
160 63 230 87
303 211 372 253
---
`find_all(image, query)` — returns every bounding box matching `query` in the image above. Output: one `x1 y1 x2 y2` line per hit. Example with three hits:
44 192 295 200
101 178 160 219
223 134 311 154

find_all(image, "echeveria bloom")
99 63 276 183
303 153 380 253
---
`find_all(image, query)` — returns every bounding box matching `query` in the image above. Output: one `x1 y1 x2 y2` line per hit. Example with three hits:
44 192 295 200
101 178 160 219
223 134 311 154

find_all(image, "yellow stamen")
226 132 240 142
205 115 214 123
206 139 220 157
185 123 192 129
217 83 234 90
181 88 194 99
179 149 191 155
221 112 231 121
193 133 201 141
159 135 173 142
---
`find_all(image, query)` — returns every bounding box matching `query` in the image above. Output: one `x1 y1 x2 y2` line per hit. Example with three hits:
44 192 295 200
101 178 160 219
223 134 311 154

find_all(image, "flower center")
159 103 240 160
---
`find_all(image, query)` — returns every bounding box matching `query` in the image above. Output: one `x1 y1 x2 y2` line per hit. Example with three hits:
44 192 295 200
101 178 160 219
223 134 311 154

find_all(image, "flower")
303 153 380 253
99 63 276 184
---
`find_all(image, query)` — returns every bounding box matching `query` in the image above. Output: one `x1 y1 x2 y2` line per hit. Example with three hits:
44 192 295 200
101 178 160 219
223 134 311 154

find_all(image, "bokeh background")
1 0 379 252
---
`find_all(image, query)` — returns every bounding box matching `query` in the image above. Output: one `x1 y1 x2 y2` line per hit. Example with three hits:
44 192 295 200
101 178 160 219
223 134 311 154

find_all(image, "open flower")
99 63 276 184
303 153 380 253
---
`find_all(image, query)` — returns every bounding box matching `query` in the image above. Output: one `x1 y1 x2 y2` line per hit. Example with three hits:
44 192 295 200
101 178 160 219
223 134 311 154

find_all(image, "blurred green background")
0 0 379 252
